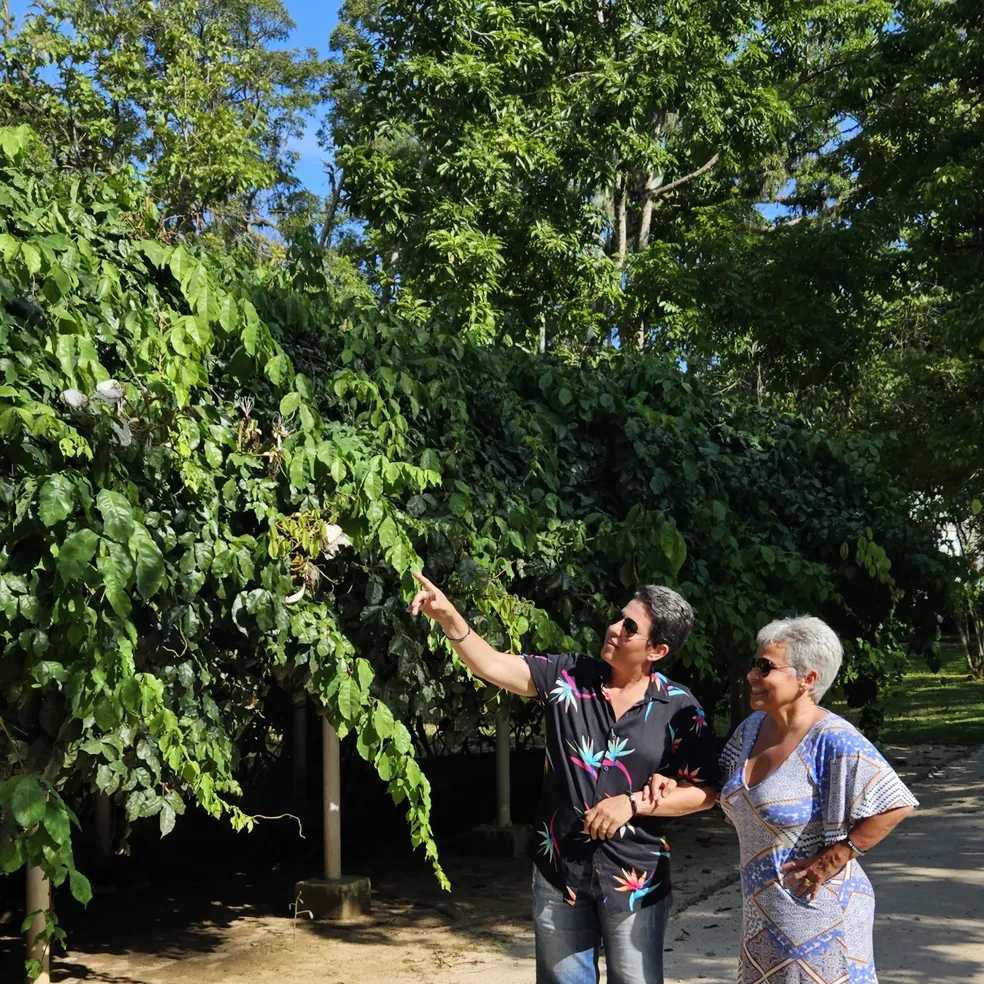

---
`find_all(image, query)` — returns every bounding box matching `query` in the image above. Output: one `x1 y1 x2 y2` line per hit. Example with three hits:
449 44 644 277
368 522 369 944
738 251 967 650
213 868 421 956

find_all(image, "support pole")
495 706 511 829
25 863 51 984
322 716 341 880
292 691 307 814
94 792 112 857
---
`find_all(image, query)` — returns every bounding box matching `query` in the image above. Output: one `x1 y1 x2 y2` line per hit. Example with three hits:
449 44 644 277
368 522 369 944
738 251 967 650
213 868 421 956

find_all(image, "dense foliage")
1 0 979 975
0 110 951 971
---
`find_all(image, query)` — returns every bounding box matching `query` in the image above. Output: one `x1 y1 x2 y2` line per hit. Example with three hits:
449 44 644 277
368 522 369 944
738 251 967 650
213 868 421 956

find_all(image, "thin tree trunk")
615 172 628 266
318 168 344 249
637 171 658 252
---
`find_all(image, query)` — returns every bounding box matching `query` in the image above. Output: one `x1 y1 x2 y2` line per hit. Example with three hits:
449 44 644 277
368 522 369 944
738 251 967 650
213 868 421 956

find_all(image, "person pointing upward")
408 571 719 984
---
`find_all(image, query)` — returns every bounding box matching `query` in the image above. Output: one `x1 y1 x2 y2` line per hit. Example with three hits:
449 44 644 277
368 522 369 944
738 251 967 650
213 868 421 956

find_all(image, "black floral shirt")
523 651 719 912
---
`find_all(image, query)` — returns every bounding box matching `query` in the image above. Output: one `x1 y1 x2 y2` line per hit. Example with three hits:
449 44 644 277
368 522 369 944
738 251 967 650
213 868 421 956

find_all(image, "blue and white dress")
719 711 918 984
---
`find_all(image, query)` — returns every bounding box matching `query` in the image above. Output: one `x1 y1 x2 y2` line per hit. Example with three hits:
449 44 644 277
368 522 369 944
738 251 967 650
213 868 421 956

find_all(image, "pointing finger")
412 571 438 591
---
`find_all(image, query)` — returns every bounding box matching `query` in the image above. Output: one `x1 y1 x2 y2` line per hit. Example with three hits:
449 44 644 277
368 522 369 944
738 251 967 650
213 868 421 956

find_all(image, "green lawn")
834 643 984 745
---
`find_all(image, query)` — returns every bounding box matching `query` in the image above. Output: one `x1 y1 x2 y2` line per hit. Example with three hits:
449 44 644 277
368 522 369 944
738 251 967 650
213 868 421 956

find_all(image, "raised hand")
407 571 459 624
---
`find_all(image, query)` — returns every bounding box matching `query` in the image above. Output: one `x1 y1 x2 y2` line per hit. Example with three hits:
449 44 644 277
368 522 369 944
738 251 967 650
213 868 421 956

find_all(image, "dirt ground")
1 743 971 984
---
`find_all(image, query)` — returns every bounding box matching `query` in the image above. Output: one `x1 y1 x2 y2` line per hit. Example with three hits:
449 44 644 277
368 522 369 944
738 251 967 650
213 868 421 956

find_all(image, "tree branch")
651 153 720 198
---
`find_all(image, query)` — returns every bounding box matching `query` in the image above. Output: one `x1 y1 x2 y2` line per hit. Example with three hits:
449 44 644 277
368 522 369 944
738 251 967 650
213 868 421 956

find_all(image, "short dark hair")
633 585 693 654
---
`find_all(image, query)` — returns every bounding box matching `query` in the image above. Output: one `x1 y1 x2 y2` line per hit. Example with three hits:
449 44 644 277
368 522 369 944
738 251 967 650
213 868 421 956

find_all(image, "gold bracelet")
445 625 471 644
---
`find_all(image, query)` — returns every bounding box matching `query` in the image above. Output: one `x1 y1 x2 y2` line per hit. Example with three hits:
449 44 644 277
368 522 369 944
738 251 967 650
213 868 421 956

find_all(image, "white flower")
93 379 125 402
322 523 351 558
59 388 88 409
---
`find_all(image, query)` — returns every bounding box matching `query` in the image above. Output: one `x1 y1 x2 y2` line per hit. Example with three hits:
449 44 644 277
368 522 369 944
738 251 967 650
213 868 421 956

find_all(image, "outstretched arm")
408 571 536 697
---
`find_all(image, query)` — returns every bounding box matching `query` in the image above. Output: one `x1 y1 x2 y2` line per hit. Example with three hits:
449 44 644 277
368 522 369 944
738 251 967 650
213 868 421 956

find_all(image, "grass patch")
832 643 984 745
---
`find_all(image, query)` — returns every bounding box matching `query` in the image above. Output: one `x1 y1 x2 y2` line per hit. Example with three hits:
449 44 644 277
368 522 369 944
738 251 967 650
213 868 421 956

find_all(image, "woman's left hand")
584 795 634 840
780 843 852 901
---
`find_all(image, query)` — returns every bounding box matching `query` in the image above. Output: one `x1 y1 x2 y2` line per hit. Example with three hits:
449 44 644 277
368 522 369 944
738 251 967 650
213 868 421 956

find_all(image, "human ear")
647 643 670 664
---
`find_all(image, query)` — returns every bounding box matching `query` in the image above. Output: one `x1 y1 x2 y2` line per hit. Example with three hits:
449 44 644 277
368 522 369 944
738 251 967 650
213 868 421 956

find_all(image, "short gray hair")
756 616 843 701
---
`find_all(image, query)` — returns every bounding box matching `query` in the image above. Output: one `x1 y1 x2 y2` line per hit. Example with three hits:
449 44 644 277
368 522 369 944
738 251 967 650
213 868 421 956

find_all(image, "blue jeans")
531 866 672 984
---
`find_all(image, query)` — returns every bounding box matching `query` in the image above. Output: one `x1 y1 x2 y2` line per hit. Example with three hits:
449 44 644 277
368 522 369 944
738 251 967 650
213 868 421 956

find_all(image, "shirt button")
603 766 609 771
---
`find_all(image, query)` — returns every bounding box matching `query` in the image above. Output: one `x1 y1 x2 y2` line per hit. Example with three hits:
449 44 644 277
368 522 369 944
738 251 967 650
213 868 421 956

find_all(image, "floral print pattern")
524 651 720 914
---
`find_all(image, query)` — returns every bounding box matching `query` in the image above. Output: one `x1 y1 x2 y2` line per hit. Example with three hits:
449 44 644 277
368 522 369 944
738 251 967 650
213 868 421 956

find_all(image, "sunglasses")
750 656 792 676
613 612 640 639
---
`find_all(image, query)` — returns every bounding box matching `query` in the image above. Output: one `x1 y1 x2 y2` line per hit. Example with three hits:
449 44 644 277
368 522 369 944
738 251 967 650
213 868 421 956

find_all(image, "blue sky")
7 0 345 198
279 1 345 196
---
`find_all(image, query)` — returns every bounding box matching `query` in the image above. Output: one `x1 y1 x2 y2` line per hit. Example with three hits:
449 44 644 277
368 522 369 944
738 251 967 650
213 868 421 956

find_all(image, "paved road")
664 745 984 984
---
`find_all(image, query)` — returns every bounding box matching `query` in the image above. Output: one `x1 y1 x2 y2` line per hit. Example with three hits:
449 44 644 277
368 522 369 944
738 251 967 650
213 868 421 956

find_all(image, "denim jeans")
531 866 672 984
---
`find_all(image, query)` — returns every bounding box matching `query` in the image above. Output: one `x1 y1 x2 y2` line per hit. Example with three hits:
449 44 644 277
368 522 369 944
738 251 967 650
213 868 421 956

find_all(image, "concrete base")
293 875 371 922
468 823 532 858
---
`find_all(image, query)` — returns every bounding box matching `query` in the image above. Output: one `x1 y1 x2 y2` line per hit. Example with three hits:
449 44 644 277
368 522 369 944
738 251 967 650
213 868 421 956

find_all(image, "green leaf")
372 702 395 740
57 529 99 581
96 489 135 543
20 242 41 276
69 868 93 904
280 392 301 416
39 475 76 526
159 800 177 836
10 777 46 828
128 526 165 600
335 677 361 722
43 799 71 844
265 352 289 385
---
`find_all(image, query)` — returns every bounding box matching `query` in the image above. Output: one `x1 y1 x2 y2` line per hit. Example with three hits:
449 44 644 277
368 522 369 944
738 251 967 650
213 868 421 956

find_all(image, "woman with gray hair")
716 615 918 984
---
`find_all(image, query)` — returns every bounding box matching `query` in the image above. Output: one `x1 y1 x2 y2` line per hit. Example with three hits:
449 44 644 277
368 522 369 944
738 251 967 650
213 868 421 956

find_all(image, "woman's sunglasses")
613 612 640 639
750 656 791 676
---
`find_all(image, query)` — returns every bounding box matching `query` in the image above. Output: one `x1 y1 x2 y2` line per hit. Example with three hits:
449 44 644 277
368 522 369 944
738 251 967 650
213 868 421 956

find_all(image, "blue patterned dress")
719 711 918 984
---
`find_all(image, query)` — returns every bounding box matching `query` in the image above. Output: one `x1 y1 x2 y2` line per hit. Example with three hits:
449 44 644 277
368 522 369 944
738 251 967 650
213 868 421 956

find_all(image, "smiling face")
747 642 817 711
600 599 669 672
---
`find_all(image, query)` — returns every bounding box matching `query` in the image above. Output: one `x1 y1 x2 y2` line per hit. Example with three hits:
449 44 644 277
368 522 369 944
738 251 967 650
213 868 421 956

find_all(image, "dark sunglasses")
613 612 640 639
750 656 790 676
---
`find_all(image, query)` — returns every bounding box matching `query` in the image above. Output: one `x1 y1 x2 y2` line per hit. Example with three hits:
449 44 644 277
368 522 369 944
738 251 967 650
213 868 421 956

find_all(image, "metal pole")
292 691 307 813
25 863 51 983
495 706 511 829
322 716 341 880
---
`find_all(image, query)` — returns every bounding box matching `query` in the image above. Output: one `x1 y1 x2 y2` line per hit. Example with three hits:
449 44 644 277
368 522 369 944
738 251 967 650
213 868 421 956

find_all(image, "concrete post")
495 706 511 829
293 714 370 920
322 716 341 880
25 862 51 984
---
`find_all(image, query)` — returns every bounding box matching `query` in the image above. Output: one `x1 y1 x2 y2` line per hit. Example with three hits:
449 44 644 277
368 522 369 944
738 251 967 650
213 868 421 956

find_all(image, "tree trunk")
637 171 658 252
25 863 51 984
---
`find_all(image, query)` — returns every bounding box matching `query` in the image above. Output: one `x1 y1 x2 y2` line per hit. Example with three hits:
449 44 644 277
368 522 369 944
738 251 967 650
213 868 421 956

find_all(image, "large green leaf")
57 529 100 581
38 474 76 527
10 777 46 829
128 526 165 600
96 489 135 543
